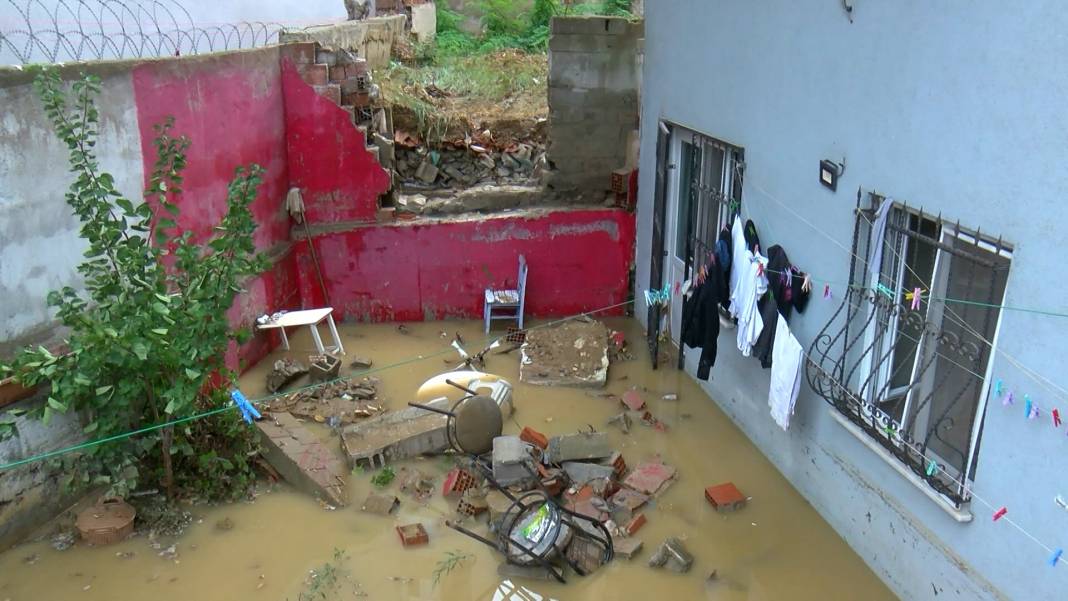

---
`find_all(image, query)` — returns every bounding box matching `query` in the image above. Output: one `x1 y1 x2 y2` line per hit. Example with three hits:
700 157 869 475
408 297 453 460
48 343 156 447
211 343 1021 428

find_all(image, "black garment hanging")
680 253 727 380
743 219 761 253
716 226 732 310
753 245 811 368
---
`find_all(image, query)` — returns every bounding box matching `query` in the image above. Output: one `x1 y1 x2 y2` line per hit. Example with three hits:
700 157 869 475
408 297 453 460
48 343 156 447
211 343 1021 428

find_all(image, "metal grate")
806 190 1011 507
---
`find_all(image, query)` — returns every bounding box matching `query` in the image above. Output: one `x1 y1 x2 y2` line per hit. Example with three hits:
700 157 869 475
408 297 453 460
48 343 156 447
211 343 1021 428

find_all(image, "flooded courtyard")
0 318 895 600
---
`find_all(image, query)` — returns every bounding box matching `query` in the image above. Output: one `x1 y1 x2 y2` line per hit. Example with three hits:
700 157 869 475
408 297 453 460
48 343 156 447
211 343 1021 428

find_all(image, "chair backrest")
517 255 528 302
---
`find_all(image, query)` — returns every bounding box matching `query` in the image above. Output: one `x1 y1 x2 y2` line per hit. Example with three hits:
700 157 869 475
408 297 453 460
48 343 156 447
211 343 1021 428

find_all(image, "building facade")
634 3 1068 600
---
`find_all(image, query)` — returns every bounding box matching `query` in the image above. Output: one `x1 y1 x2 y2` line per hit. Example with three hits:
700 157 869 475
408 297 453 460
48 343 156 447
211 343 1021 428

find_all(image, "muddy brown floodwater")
0 318 896 601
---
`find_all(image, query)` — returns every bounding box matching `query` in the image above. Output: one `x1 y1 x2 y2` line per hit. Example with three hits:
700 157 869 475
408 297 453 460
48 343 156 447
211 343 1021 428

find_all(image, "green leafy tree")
0 68 267 499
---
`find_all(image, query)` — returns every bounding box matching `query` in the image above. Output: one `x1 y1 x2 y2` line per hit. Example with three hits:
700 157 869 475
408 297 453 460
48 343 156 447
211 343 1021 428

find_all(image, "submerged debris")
266 358 307 393
50 531 76 551
520 321 611 388
648 538 694 573
266 377 384 424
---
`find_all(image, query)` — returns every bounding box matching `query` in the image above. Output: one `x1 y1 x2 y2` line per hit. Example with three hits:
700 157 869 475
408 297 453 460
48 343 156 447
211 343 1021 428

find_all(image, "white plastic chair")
484 255 528 333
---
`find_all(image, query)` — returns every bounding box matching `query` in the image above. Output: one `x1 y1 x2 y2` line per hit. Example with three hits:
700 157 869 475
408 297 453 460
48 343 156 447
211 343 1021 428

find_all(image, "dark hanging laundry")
753 245 811 368
680 253 728 380
743 219 761 254
716 227 733 311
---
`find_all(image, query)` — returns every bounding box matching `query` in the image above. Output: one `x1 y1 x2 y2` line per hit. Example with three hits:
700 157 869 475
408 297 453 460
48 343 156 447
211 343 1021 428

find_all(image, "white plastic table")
257 307 345 355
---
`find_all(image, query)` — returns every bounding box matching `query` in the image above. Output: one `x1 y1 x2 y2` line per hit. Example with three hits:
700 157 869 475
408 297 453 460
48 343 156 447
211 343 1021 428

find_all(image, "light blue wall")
635 2 1068 600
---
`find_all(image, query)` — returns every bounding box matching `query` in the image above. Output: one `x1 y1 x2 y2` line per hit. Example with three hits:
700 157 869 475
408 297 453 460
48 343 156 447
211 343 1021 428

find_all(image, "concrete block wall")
546 16 643 195
280 15 407 70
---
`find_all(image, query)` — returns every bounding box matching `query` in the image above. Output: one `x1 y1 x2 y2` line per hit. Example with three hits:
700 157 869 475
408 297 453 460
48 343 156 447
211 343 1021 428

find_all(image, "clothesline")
685 234 1068 319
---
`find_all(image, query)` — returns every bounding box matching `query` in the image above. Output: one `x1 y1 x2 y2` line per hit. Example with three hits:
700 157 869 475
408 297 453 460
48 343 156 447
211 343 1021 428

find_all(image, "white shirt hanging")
769 314 804 430
731 247 768 357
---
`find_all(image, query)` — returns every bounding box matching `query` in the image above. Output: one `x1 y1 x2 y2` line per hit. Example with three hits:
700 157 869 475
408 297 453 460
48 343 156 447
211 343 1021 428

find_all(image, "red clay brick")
624 513 646 536
396 523 429 547
704 482 747 511
299 63 329 86
520 426 549 449
280 42 317 64
441 467 475 499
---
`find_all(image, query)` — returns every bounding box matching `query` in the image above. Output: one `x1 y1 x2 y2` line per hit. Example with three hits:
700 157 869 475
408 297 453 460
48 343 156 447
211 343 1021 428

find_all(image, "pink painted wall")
294 209 636 322
132 50 296 370
281 60 391 224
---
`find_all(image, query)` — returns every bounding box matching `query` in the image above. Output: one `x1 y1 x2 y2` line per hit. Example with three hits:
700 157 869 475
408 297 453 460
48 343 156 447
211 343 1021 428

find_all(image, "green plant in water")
301 548 350 600
370 466 396 487
0 68 267 501
432 550 473 588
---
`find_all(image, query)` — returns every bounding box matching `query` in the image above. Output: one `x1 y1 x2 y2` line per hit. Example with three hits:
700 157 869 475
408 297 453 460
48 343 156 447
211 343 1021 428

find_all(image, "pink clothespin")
993 507 1008 521
823 284 832 300
1003 391 1015 407
911 287 922 310
1054 408 1062 428
674 281 681 295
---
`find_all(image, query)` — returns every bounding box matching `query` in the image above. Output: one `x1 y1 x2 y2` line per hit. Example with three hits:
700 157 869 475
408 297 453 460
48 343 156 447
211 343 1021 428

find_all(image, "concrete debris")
566 536 607 575
341 399 450 468
308 354 341 384
255 412 347 507
214 517 235 532
398 468 436 501
362 493 400 516
545 432 611 463
612 536 643 559
622 461 676 496
648 538 694 573
519 320 610 388
267 377 384 425
562 461 616 485
50 531 76 551
607 412 632 434
415 158 439 183
609 488 649 512
349 356 374 369
266 358 307 393
492 436 535 486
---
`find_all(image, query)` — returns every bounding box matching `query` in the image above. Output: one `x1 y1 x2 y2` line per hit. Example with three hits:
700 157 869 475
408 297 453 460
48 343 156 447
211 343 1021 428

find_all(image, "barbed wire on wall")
1 0 285 64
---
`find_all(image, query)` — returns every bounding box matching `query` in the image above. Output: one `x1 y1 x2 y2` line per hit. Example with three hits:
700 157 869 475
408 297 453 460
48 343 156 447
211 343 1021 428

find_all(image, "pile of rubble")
394 142 545 190
266 376 386 425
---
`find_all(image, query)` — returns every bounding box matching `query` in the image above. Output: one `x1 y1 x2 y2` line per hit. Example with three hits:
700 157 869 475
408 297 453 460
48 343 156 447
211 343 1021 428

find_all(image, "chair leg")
484 302 491 334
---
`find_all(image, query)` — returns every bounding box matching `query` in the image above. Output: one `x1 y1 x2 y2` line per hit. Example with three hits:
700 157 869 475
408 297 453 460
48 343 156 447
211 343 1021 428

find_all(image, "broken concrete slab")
255 412 347 507
545 432 611 463
361 493 399 516
266 359 307 393
623 461 676 496
349 356 373 369
308 354 341 384
519 320 610 388
612 536 643 559
648 537 693 573
607 411 631 434
340 399 451 468
562 461 616 485
493 436 534 486
609 488 649 512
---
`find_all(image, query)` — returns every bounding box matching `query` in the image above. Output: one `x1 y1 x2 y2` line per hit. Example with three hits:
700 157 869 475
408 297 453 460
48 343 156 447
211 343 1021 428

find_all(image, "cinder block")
313 84 341 105
329 65 347 82
280 42 317 64
299 63 329 86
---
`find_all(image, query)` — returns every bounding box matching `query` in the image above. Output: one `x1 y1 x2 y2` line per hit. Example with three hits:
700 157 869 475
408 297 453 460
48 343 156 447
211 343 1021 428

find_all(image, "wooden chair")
484 255 528 333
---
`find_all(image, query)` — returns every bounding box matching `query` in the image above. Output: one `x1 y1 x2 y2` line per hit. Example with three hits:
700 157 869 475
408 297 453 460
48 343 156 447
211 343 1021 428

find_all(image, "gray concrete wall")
0 67 145 358
0 404 86 550
546 16 642 195
634 2 1068 600
280 15 407 69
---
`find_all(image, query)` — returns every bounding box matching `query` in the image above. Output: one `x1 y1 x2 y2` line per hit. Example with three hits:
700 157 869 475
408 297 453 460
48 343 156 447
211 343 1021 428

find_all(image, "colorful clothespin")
876 283 895 299
674 280 681 295
1025 395 1033 419
1029 404 1041 420
992 506 1008 522
1050 549 1063 567
231 389 261 424
925 459 937 477
1003 391 1015 407
823 284 832 300
904 287 923 310
994 379 1003 398
1054 409 1062 428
